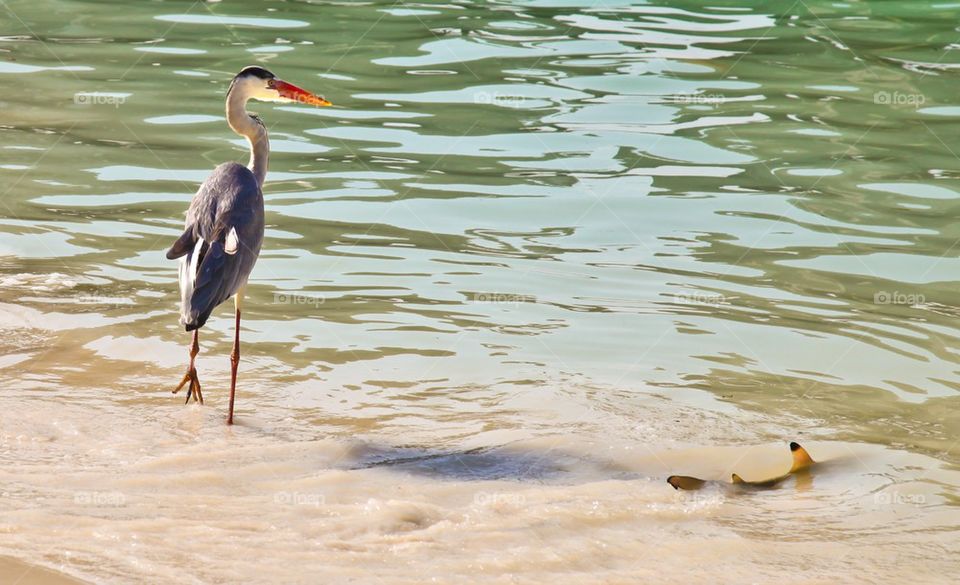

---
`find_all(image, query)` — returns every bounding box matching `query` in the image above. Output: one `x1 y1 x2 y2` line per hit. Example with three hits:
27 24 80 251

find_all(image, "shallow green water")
3 1 960 582
6 0 959 451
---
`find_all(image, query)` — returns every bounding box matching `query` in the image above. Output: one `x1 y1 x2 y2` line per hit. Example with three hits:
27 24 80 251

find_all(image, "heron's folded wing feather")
194 241 225 290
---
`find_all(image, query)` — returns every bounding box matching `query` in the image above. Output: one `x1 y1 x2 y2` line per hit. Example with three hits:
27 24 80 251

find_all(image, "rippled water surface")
2 0 960 583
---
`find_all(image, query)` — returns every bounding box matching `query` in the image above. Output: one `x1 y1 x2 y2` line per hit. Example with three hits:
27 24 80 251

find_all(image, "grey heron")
165 66 331 424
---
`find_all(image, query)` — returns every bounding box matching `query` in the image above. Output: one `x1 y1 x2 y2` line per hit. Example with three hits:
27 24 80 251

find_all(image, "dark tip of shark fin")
788 441 815 473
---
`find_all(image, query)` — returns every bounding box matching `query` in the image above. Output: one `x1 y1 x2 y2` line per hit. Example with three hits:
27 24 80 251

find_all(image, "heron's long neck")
226 89 269 188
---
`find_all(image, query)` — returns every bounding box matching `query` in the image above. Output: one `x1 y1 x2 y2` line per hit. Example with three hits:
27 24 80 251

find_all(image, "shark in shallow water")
667 442 816 491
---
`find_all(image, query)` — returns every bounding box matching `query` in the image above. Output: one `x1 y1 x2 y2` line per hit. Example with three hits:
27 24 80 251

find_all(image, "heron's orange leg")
173 329 203 404
227 308 240 425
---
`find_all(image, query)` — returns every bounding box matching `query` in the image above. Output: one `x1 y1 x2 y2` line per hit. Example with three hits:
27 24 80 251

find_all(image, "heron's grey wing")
187 240 230 326
186 205 263 329
175 162 265 330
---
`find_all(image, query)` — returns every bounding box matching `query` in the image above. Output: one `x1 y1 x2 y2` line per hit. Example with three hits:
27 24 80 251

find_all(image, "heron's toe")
173 368 203 405
192 374 203 404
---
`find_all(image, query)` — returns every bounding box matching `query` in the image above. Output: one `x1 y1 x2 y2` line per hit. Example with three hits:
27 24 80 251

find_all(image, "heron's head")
228 65 332 107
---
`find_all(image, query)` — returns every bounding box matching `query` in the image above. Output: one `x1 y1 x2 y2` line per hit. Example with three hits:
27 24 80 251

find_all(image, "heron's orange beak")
274 79 332 107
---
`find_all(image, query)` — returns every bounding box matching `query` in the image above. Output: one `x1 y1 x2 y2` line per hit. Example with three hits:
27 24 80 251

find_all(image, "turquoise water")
2 1 960 582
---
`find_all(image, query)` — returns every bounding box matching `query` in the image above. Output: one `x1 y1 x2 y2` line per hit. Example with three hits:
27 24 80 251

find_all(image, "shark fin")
667 475 708 491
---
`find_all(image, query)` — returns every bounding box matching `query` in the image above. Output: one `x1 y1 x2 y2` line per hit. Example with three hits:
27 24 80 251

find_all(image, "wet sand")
2 390 958 584
0 556 88 585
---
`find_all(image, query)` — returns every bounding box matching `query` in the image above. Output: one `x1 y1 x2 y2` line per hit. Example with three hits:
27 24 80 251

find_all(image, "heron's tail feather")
166 227 197 260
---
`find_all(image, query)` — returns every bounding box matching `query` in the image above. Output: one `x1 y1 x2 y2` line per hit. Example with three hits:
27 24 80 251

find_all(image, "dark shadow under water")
352 443 641 483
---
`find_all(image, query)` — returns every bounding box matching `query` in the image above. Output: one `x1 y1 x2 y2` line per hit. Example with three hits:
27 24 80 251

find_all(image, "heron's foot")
173 366 203 404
